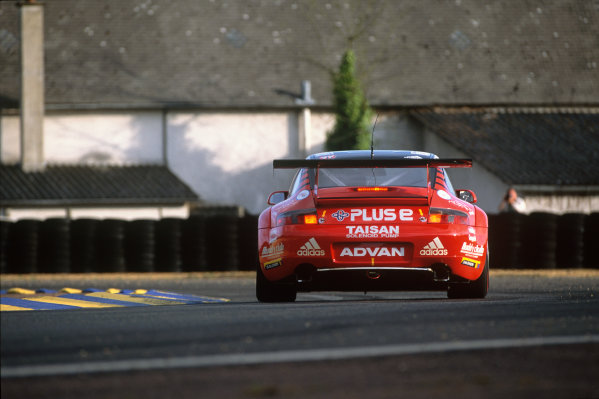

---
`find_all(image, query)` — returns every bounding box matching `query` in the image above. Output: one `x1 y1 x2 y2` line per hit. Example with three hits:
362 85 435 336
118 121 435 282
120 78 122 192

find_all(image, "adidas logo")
420 237 448 256
297 238 325 256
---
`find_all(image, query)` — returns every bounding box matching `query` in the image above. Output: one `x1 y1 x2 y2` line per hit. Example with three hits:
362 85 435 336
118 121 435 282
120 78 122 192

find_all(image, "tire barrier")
70 219 99 273
206 215 239 271
155 218 182 272
125 220 156 272
38 218 71 273
584 213 599 268
2 212 599 273
6 219 40 273
488 213 525 269
237 214 259 271
181 216 207 271
96 219 126 273
0 220 10 274
523 212 558 269
557 213 586 268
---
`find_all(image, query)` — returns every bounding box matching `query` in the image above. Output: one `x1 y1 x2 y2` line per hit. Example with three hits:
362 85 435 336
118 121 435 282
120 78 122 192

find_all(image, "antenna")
370 113 379 159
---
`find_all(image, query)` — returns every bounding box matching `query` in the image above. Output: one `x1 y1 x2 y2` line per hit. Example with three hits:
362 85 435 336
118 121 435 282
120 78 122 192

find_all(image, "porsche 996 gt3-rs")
257 150 489 302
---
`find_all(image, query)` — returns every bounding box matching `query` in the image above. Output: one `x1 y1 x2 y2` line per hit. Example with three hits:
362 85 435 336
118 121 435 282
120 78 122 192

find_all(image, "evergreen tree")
325 49 373 151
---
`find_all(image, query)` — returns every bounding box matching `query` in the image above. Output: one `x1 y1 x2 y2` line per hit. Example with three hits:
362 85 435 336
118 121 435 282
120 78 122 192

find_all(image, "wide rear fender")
474 206 488 228
258 208 272 230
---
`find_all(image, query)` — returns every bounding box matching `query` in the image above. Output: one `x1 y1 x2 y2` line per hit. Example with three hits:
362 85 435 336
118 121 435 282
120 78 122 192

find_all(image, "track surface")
1 270 598 398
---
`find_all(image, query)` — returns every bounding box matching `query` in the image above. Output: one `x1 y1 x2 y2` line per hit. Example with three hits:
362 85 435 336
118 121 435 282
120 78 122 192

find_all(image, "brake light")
277 209 319 226
355 187 390 192
303 214 318 224
428 208 470 225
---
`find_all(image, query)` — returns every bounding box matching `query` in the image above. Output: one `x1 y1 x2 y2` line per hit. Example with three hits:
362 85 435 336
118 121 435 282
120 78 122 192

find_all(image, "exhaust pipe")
431 264 450 282
366 271 381 280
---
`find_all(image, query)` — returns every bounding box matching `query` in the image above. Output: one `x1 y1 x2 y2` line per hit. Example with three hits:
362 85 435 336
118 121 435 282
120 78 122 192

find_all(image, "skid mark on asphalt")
0 288 229 311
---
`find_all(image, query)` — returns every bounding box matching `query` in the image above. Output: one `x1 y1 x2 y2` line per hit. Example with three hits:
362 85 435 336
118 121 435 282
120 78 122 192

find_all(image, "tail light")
355 187 390 192
277 209 318 226
428 208 470 225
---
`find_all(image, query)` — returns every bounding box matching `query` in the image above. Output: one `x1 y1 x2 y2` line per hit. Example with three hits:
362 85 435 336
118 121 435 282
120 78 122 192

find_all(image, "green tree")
325 49 373 151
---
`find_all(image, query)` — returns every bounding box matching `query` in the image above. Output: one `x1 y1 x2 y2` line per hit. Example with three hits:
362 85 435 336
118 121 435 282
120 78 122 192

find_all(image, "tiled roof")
0 164 199 206
1 0 598 108
411 108 599 187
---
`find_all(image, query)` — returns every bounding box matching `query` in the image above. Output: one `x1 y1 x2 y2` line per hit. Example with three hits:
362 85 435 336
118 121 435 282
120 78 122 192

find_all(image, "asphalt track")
1 270 598 398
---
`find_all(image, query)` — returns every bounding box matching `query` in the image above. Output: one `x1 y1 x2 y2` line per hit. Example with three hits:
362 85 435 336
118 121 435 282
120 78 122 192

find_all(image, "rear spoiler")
273 158 472 169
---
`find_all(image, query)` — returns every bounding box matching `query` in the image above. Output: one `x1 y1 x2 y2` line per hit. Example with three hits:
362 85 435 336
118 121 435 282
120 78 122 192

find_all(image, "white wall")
5 205 189 221
2 111 163 165
0 114 20 163
44 111 163 164
167 111 310 214
3 109 596 217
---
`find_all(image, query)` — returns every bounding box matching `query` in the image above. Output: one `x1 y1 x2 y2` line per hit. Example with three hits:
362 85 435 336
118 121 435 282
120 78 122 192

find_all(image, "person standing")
499 187 527 213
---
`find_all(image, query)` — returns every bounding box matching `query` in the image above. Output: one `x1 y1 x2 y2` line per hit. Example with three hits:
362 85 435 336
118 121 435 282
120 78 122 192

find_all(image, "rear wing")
273 158 472 169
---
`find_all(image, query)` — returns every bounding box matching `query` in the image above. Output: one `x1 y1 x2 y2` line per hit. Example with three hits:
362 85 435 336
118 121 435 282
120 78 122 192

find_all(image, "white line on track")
2 334 598 378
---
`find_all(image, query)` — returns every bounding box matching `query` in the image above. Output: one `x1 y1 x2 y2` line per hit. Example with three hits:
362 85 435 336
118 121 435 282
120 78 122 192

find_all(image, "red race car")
257 150 489 302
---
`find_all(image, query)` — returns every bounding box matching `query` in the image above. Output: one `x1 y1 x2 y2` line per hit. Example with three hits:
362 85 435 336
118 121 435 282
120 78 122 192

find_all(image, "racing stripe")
60 294 149 307
0 297 78 310
22 296 123 309
0 304 34 312
1 289 230 311
140 290 230 303
85 292 186 306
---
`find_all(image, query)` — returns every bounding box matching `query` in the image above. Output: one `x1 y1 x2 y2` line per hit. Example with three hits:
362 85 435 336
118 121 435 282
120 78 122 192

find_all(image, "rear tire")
256 263 297 302
447 253 489 299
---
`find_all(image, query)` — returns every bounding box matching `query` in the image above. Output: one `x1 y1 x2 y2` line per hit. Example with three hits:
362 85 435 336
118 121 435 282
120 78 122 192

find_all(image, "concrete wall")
0 114 20 163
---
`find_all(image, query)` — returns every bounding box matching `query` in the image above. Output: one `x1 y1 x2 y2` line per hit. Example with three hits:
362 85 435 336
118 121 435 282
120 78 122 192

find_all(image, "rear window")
317 167 428 188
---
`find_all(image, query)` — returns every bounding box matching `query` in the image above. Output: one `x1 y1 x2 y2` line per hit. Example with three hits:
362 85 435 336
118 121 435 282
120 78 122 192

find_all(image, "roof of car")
306 150 438 160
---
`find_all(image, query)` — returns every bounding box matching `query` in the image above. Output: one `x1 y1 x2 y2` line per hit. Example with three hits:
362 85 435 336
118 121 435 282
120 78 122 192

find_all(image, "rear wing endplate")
273 158 472 169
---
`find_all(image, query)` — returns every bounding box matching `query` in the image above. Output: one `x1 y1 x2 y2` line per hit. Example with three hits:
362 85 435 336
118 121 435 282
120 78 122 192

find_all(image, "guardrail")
0 212 597 273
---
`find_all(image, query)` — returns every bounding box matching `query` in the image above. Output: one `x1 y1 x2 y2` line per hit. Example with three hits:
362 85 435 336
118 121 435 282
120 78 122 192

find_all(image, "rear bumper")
296 266 452 292
259 224 487 287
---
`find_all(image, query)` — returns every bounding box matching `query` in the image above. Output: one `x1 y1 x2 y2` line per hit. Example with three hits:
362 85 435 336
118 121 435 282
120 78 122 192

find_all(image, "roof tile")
411 108 599 186
0 164 198 206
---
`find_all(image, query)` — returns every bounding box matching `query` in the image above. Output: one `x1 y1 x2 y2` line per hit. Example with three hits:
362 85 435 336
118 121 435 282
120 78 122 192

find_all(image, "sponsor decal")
469 235 477 242
331 209 350 221
296 190 310 200
461 257 480 268
340 246 405 257
264 258 282 270
262 242 284 258
437 190 451 200
450 200 471 213
410 151 431 156
418 209 427 223
420 237 448 256
297 238 325 256
318 153 336 159
468 227 476 234
348 208 413 222
346 225 399 238
460 242 485 258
